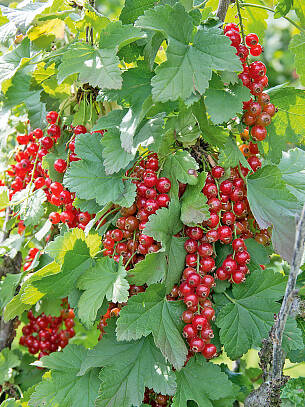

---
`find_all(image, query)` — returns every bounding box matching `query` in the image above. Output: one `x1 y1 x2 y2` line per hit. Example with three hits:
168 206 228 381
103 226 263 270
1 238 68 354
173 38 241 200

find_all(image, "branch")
245 203 305 406
0 207 22 351
216 0 231 21
271 203 305 381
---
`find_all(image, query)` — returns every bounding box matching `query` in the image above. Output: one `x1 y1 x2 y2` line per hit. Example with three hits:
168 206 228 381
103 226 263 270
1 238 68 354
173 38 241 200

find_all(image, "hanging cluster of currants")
19 301 75 360
225 22 277 147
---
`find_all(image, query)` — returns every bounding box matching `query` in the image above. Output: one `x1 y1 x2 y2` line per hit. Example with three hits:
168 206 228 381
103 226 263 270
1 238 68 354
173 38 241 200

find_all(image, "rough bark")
216 0 232 21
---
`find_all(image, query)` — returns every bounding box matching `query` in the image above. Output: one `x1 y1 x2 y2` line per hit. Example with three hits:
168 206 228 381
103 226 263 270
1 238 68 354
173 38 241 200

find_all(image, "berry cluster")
19 303 75 359
101 153 171 268
6 111 96 232
178 157 271 359
224 23 276 145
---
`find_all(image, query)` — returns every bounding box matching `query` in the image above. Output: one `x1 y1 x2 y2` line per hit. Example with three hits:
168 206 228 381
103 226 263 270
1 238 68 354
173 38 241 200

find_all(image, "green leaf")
57 42 122 90
283 317 304 352
0 37 30 85
218 136 251 170
77 257 129 328
136 4 241 102
275 0 293 18
144 200 186 291
45 227 101 264
0 186 9 210
29 345 100 407
120 0 156 24
100 21 145 50
215 269 287 359
181 172 209 226
289 33 305 87
294 0 305 26
128 251 167 286
0 273 22 309
79 320 176 407
166 108 201 146
92 109 127 132
0 348 20 385
281 377 305 405
12 187 46 227
0 1 51 34
205 81 251 125
15 353 44 392
172 355 234 407
245 238 270 268
101 128 134 174
33 239 93 299
4 70 47 129
162 150 199 197
266 87 304 163
64 133 136 207
247 165 300 264
279 148 305 202
116 283 188 369
192 98 229 147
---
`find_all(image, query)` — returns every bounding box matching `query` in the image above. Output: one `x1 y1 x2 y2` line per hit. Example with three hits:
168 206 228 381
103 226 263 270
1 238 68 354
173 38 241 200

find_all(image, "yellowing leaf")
28 19 65 41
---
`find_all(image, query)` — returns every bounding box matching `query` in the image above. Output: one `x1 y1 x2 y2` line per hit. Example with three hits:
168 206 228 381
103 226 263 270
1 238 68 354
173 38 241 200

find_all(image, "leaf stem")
193 0 208 10
224 291 236 303
240 3 305 33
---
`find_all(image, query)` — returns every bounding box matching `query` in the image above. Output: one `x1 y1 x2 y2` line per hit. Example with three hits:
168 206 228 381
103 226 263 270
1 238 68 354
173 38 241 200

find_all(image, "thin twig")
216 0 231 22
271 203 305 381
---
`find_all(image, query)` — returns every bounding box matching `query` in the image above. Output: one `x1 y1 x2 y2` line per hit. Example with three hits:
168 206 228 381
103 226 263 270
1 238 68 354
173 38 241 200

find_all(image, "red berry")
50 182 64 196
41 136 54 150
211 166 224 179
248 156 262 172
143 172 157 187
184 239 198 254
223 258 237 274
201 306 215 321
218 225 233 243
189 336 205 352
233 201 247 217
208 197 222 213
192 315 208 331
203 183 218 198
74 125 87 135
250 44 262 56
60 211 74 224
78 212 91 226
185 253 198 268
249 61 266 79
184 293 199 308
199 257 215 273
207 212 220 228
206 229 218 243
202 343 217 359
182 310 194 324
33 128 43 139
232 238 246 252
54 159 67 173
47 124 61 139
183 324 196 339
235 250 251 265
220 180 233 195
34 177 45 189
225 30 241 47
224 23 239 33
46 111 59 124
263 103 276 117
187 272 201 287
156 177 171 193
49 212 60 224
157 193 170 208
196 284 210 298
145 157 159 171
144 199 159 214
186 227 203 240
221 211 236 226
232 271 246 284
179 281 194 297
246 33 259 47
198 243 213 258
201 275 215 288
